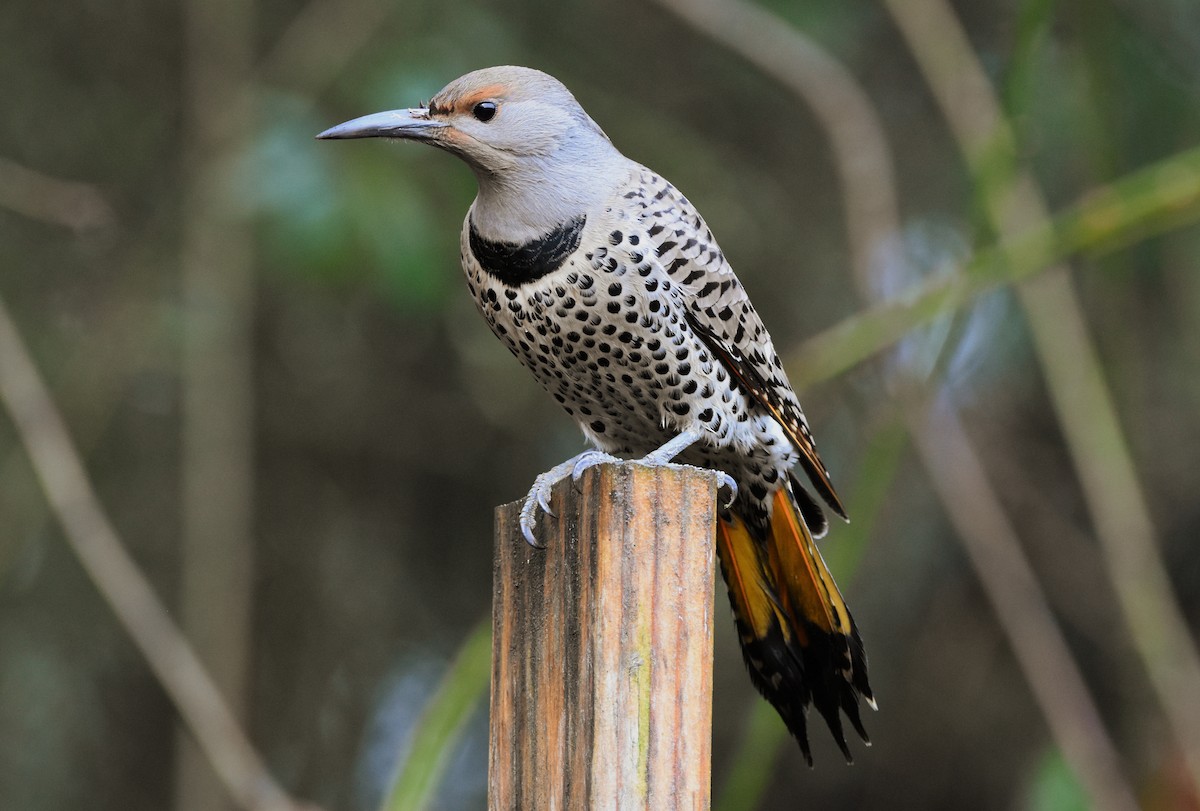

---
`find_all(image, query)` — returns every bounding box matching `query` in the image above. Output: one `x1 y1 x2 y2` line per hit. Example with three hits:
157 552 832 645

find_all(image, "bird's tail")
715 476 874 764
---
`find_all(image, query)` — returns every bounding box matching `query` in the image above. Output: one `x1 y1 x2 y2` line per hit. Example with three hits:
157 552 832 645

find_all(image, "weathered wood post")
490 462 718 810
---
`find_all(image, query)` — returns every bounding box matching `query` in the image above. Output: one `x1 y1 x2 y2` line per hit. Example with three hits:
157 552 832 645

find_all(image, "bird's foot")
714 469 739 508
568 432 736 505
569 450 624 481
518 451 601 547
518 432 737 547
629 430 738 507
575 451 738 508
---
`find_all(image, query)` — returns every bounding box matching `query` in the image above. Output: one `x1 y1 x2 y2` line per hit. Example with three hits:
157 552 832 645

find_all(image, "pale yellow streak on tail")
768 488 853 638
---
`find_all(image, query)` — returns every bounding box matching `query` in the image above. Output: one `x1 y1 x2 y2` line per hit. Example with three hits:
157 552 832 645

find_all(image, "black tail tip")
833 732 854 764
799 740 814 768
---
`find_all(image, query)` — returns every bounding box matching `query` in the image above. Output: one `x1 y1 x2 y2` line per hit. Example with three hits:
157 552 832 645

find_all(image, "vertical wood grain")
490 462 717 810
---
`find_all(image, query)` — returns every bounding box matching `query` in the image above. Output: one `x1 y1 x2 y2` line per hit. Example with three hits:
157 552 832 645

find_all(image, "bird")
318 65 874 763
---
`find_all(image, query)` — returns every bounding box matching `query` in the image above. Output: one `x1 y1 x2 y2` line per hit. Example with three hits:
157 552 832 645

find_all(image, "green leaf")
1027 748 1090 811
380 617 492 811
822 416 909 583
714 700 788 811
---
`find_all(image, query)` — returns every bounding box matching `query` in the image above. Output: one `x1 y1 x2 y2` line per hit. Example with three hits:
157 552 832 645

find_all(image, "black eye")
473 101 497 122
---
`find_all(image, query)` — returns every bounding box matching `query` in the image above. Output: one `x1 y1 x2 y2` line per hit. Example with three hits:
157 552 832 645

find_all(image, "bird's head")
319 66 629 238
317 66 615 179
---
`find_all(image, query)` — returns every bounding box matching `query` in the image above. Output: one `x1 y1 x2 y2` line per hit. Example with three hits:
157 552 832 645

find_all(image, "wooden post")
490 462 717 810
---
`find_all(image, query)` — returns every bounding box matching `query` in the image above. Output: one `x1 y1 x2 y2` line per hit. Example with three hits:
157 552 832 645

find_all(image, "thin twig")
0 296 309 811
883 0 1200 792
0 155 115 233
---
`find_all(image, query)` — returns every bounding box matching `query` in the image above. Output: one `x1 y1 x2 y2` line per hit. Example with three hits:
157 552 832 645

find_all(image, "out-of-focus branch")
904 388 1139 811
653 0 899 282
0 297 308 811
255 0 395 93
0 156 114 233
0 293 159 582
787 141 1200 388
174 0 257 807
883 0 1200 793
655 3 1137 808
1 0 400 804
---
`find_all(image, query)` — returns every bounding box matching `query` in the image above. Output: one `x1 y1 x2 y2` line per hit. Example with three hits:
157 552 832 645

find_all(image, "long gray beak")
316 108 445 140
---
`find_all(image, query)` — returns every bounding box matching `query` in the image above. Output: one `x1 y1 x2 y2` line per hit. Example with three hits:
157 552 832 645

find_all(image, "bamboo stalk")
490 463 717 810
174 0 257 804
882 0 1200 792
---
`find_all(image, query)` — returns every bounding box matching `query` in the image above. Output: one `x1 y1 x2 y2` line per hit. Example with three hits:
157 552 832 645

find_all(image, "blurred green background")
2 0 1199 810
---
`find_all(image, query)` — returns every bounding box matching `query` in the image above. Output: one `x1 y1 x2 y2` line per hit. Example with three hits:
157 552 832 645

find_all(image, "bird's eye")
473 101 498 122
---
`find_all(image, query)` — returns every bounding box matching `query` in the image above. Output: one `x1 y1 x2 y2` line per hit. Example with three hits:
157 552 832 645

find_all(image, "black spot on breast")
469 214 586 286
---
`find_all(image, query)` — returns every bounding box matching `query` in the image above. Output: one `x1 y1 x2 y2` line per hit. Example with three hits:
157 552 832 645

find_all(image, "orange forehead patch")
453 84 506 114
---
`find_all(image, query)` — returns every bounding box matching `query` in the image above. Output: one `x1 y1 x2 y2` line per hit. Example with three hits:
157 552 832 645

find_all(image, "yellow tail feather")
715 511 788 645
714 482 873 764
767 487 854 641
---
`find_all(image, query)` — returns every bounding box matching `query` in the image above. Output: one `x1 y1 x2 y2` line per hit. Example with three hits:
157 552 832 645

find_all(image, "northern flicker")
319 65 874 763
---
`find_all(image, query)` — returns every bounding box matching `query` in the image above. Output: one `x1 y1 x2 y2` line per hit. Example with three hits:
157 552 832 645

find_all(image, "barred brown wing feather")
684 309 848 521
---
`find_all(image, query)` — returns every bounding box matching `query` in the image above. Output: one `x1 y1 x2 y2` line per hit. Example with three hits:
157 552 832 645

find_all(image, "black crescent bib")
469 214 586 286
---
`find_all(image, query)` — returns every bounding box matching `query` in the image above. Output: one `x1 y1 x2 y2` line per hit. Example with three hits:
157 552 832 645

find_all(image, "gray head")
318 66 628 237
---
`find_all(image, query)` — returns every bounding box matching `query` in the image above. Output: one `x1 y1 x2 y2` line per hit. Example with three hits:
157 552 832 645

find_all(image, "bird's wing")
630 168 848 521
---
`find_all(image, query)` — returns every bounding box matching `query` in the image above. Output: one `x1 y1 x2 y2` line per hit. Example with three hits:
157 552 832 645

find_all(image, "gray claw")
518 491 547 549
571 450 620 481
716 471 738 508
536 487 555 517
519 510 546 549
